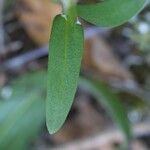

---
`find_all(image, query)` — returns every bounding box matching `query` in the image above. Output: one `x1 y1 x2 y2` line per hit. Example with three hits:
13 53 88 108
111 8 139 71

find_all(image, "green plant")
46 0 147 137
0 71 46 150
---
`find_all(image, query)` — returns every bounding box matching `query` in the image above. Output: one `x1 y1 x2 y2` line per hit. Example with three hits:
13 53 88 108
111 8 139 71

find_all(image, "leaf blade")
77 0 147 27
0 71 46 150
79 77 131 143
46 15 84 133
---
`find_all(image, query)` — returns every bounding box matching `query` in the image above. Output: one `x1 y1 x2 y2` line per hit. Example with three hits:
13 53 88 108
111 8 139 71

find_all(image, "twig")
1 45 48 71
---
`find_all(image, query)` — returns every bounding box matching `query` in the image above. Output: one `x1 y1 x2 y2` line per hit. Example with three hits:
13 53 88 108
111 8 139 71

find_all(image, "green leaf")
46 15 84 134
0 71 46 150
77 0 147 27
9 71 47 101
0 95 45 150
79 77 131 143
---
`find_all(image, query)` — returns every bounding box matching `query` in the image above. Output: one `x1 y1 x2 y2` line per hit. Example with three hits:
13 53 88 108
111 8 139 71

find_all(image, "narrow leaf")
46 15 84 133
77 0 146 27
80 77 131 143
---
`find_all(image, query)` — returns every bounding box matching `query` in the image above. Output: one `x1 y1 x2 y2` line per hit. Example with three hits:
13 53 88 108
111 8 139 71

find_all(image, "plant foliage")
0 72 46 150
46 0 146 136
46 15 84 133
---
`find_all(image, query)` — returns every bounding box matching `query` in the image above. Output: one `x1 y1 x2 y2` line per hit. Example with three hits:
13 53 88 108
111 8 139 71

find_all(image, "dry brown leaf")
50 94 110 144
16 0 62 45
83 35 134 82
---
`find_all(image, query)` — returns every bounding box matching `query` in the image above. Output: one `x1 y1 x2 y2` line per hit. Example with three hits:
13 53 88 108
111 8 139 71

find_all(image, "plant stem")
61 0 74 12
61 0 77 25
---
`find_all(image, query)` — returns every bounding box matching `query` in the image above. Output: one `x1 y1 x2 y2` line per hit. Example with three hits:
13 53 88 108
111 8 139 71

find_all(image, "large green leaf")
77 0 147 27
0 95 45 150
79 77 131 143
0 71 46 150
46 15 84 134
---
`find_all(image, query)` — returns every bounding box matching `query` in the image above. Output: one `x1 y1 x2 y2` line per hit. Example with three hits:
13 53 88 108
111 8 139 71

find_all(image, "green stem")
61 0 77 25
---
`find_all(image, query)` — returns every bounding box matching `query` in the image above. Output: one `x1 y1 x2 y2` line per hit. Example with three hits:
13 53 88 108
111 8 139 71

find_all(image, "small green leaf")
46 15 84 134
77 0 147 27
80 77 131 143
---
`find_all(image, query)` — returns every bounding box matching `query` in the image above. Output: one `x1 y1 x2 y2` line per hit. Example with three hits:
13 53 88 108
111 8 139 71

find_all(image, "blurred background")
0 0 150 150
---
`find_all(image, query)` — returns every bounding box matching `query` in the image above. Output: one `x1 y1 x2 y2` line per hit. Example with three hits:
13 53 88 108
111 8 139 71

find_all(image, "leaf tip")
46 120 59 134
